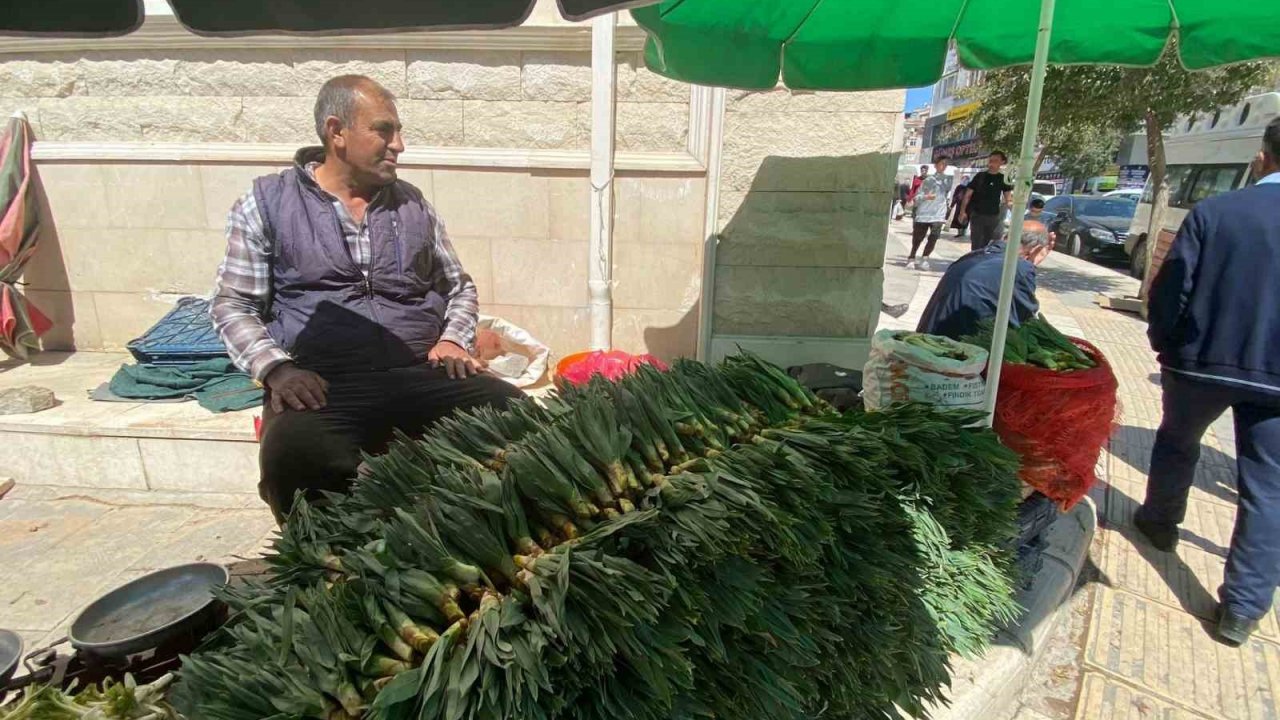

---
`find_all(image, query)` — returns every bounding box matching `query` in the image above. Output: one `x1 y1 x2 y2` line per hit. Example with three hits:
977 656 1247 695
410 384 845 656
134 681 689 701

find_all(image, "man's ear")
325 116 346 149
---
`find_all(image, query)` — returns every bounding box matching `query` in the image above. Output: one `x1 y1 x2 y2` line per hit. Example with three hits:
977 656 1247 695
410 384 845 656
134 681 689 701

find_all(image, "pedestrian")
915 220 1052 340
892 179 908 220
958 151 1014 251
906 156 952 271
1135 116 1280 647
1025 196 1057 246
949 174 970 237
906 164 928 204
210 75 524 522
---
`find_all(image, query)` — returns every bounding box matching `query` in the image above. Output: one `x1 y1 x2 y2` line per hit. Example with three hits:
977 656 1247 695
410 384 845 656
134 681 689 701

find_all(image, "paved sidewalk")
880 219 1277 720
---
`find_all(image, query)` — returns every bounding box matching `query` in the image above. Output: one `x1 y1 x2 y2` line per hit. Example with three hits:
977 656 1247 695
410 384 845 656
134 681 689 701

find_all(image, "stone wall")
0 50 689 152
713 88 903 343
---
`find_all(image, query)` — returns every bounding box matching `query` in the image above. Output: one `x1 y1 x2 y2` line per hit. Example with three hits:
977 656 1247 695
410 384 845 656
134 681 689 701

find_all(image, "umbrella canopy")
0 114 51 360
0 0 645 36
632 0 1280 89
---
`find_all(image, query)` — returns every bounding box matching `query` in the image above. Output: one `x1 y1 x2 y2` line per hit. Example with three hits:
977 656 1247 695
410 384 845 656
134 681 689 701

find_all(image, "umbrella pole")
982 0 1056 425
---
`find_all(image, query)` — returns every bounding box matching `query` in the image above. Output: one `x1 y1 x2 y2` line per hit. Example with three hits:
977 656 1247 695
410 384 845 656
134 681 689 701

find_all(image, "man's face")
920 166 929 176
934 160 949 175
331 89 405 186
987 154 1004 173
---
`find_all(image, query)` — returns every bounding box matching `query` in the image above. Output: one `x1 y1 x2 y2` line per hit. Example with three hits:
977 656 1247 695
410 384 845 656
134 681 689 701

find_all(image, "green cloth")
109 359 263 413
631 0 1280 90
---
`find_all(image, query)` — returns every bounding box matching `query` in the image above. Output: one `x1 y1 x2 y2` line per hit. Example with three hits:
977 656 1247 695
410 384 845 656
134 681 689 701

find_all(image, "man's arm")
959 186 974 217
1015 265 1041 322
1146 207 1203 354
210 193 292 382
425 211 480 352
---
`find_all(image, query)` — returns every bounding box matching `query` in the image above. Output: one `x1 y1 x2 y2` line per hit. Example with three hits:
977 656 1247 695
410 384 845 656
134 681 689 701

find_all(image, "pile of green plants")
173 355 1023 720
962 316 1096 371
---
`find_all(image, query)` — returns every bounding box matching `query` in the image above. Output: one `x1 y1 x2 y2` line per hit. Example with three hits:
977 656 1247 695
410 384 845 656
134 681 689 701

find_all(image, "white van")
1126 92 1280 279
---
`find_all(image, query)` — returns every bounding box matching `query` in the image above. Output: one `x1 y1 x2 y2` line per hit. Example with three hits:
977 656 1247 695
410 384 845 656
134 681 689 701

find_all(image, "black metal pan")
63 563 228 658
0 629 21 687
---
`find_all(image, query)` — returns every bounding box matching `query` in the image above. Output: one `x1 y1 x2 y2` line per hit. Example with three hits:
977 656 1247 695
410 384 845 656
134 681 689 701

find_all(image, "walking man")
906 156 951 271
958 151 1014 250
1136 117 1280 647
949 174 970 237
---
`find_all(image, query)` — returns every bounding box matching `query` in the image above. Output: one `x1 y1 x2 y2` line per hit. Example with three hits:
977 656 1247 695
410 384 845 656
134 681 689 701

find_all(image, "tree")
963 42 1272 287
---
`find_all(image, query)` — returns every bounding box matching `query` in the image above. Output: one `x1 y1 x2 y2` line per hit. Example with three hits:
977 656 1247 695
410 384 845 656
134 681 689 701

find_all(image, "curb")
924 496 1097 720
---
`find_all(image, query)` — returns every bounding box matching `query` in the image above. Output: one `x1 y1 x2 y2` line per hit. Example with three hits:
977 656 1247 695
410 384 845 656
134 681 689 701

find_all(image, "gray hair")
314 75 395 146
1020 222 1051 250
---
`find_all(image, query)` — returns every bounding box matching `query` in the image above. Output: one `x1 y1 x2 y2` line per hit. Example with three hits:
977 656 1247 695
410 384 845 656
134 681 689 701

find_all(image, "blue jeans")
1140 370 1280 620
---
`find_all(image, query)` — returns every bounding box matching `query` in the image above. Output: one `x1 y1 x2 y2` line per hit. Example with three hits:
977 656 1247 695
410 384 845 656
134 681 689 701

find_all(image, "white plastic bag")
475 315 550 388
862 329 989 411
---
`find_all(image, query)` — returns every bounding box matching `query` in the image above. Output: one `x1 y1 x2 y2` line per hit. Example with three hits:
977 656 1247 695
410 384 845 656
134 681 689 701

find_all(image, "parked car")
1042 194 1139 260
1104 188 1143 201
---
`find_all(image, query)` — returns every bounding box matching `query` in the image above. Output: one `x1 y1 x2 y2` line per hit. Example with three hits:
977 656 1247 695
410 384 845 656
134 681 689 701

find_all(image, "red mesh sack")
992 338 1119 509
555 350 669 387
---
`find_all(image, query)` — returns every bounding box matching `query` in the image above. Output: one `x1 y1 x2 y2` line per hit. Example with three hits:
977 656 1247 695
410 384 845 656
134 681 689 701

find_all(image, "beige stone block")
0 99 42 136
448 237 494 305
36 97 141 141
48 227 165 293
394 168 434 201
239 96 316 144
490 240 588 307
511 305 590 358
92 292 179 350
0 432 147 489
617 54 690 102
612 176 642 245
638 176 706 244
721 111 899 192
463 100 590 149
616 101 688 152
546 171 589 242
167 230 229 296
398 99 464 147
293 49 408 96
173 49 299 96
613 242 701 312
727 153 900 193
32 162 114 230
101 163 208 229
407 50 521 100
22 290 101 351
137 97 244 142
717 190 891 268
727 88 904 114
522 51 591 102
139 438 259 494
198 163 279 231
80 52 178 95
612 308 699 361
713 266 882 337
0 55 83 97
432 169 549 239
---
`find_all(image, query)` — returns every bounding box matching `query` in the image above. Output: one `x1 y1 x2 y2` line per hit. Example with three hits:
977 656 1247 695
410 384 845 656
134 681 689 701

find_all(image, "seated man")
915 221 1053 340
211 74 524 521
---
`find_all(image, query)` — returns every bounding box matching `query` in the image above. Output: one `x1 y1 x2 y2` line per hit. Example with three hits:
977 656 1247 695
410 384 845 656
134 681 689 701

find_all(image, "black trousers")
910 221 943 259
969 212 1004 250
258 366 525 521
1139 370 1280 620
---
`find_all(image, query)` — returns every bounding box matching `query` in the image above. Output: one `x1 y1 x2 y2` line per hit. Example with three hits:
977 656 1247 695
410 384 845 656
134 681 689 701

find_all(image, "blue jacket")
916 242 1039 340
1147 181 1280 395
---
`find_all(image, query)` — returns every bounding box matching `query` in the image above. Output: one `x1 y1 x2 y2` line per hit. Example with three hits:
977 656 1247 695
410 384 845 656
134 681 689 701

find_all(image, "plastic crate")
126 296 228 365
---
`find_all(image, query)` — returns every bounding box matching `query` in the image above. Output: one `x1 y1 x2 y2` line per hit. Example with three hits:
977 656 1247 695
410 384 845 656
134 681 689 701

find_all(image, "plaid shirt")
210 164 479 381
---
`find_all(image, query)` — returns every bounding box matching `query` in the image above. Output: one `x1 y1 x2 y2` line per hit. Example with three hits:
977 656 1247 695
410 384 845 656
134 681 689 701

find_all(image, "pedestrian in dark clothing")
915 220 1052 340
949 174 970 237
959 151 1014 250
1136 117 1280 648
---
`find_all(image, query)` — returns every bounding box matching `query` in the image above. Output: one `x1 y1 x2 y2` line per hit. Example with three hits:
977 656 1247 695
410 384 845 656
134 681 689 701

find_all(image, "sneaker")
920 257 932 272
1133 509 1178 552
1215 605 1259 647
905 259 917 270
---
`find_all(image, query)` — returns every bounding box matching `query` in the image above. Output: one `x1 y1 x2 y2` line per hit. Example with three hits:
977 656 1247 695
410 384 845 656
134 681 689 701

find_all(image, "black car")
1042 195 1138 260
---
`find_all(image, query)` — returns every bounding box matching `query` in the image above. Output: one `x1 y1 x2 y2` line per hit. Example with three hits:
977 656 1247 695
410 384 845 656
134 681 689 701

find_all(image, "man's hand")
428 340 487 379
265 362 329 413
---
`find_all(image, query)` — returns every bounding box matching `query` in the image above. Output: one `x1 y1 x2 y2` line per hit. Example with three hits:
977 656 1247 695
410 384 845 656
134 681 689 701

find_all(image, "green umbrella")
632 0 1280 421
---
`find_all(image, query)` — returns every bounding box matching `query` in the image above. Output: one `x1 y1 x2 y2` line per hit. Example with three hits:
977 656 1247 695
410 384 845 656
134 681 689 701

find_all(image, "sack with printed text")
862 329 988 411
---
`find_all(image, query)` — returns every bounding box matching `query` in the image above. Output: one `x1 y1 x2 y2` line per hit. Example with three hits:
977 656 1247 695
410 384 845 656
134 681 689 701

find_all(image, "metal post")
982 0 1056 424
588 12 617 351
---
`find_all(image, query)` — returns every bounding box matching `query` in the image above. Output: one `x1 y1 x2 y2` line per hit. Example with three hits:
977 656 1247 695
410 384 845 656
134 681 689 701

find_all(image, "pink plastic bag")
555 350 668 386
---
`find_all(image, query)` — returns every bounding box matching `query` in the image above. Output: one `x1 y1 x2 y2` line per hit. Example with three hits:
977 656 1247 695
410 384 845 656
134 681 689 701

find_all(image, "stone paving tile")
1105 474 1238 548
1075 671 1217 720
0 498 114 562
1086 587 1280 720
126 508 277 572
3 483 259 510
0 504 196 630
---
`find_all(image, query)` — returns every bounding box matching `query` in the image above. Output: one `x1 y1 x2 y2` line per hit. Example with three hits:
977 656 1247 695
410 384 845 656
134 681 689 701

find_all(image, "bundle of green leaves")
173 355 1023 720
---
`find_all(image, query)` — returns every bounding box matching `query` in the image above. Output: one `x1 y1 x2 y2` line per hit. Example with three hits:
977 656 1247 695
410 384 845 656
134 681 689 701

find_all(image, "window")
1182 165 1246 207
1076 198 1138 218
1210 110 1221 128
1240 102 1252 125
1043 196 1070 214
1145 165 1194 205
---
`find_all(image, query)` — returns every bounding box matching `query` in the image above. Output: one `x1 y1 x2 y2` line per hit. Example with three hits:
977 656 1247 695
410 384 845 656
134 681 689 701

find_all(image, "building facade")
901 104 929 166
921 46 986 168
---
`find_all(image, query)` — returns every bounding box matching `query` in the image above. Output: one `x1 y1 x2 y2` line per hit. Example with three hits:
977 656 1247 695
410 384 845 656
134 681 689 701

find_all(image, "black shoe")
1133 510 1178 552
1215 605 1259 647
